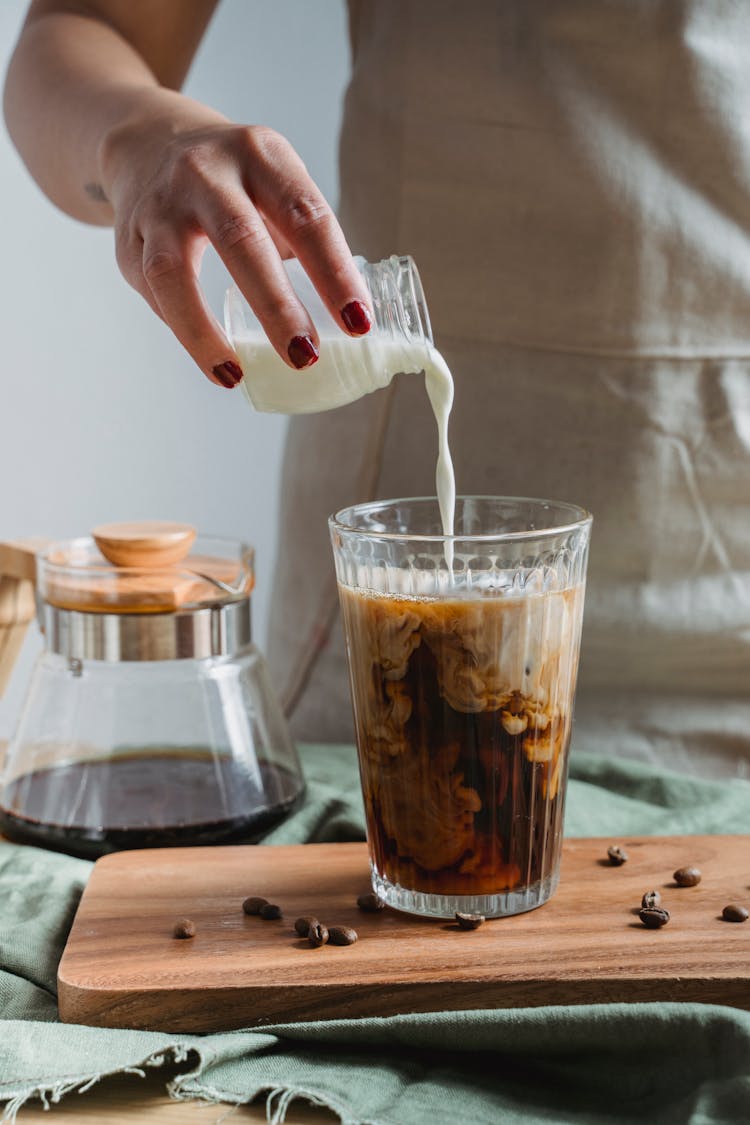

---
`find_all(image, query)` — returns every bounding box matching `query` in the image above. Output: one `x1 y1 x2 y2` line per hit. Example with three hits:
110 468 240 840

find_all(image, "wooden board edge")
57 975 750 1033
82 834 750 872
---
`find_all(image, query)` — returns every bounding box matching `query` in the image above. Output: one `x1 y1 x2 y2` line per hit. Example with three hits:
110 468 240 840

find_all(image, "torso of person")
268 0 750 779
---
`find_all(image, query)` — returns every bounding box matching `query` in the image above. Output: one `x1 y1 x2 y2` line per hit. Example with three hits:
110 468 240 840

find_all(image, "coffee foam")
341 561 570 600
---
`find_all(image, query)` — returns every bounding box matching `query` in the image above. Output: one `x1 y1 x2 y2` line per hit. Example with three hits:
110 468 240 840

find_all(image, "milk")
232 330 456 553
423 346 455 548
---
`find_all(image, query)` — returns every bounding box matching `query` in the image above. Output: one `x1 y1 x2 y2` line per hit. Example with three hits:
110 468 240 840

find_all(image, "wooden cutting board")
58 836 750 1032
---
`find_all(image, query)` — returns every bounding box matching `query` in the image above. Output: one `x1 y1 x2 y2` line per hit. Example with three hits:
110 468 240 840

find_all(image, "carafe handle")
0 539 48 698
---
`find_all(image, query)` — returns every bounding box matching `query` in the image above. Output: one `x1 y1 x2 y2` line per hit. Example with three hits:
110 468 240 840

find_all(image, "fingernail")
212 360 243 389
288 335 319 370
341 300 372 335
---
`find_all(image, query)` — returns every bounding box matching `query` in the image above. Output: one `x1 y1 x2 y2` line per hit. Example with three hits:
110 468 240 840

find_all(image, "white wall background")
0 0 350 737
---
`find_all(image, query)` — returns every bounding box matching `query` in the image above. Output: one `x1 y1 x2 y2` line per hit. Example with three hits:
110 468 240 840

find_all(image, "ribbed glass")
330 496 592 919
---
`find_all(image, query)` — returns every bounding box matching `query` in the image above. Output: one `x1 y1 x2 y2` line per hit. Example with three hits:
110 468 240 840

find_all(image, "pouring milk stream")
225 256 456 557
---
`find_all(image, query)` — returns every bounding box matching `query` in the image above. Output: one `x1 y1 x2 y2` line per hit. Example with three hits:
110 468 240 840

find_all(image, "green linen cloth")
1 744 749 1124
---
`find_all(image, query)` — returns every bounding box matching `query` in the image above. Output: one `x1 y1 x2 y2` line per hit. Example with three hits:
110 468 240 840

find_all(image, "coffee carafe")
0 522 304 859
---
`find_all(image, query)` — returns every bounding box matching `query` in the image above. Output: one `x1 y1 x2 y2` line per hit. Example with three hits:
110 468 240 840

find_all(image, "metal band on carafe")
41 600 252 662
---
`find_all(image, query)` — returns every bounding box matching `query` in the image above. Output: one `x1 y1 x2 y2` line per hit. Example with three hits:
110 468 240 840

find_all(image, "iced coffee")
330 497 592 918
340 581 583 907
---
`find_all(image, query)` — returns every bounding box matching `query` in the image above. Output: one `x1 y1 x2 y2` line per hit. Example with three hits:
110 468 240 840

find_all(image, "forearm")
4 1 372 384
4 5 221 225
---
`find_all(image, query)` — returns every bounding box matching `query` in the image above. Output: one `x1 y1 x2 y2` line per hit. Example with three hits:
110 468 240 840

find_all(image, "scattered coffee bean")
308 921 329 948
294 916 317 937
607 845 629 866
173 918 196 939
641 890 662 910
722 904 749 923
259 903 282 920
357 893 385 913
455 912 485 930
639 907 670 929
328 925 358 946
242 896 269 916
673 866 701 887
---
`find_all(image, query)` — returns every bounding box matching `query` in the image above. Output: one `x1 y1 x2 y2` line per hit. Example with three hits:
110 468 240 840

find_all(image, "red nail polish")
341 300 372 335
288 335 319 369
212 360 243 388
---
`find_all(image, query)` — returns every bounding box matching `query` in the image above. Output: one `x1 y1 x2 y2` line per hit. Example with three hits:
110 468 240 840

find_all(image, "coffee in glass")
330 497 591 918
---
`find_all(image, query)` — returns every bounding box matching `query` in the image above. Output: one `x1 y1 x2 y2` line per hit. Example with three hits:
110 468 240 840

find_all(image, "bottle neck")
359 256 434 350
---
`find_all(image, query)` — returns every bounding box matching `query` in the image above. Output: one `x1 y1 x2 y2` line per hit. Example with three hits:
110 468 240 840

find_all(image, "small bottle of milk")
224 255 437 415
225 255 456 545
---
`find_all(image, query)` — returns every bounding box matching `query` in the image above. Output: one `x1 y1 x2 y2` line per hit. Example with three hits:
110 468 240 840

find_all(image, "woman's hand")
5 1 372 387
102 107 373 388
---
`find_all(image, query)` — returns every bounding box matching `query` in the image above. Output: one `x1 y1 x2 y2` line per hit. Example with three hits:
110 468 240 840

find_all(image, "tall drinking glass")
329 497 592 919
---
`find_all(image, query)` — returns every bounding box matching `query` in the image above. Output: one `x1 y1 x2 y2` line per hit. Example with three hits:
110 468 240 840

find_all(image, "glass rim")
329 495 592 544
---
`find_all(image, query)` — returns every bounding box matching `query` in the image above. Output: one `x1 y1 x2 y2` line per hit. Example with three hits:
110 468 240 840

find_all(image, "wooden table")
15 1064 336 1122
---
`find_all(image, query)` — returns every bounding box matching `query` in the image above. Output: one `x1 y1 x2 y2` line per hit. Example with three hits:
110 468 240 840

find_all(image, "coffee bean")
673 866 701 887
259 903 282 920
455 912 485 930
357 893 385 913
641 890 662 910
173 918 196 939
639 907 670 929
607 845 628 866
722 904 749 923
294 916 317 937
328 925 358 946
308 921 329 948
242 896 268 916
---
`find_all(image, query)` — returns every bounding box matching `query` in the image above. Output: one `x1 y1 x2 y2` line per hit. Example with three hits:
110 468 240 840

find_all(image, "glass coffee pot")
0 522 304 859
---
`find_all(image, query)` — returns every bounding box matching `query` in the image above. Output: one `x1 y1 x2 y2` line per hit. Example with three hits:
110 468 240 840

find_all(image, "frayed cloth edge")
0 1042 202 1124
170 1072 384 1125
0 1051 384 1125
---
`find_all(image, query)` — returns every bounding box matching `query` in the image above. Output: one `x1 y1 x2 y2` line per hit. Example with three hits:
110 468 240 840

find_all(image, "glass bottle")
224 255 434 414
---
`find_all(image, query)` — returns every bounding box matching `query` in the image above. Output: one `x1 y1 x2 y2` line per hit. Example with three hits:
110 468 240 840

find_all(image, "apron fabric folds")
268 0 750 778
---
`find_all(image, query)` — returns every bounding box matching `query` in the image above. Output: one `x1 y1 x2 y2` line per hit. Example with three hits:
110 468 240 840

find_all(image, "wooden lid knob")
92 521 197 568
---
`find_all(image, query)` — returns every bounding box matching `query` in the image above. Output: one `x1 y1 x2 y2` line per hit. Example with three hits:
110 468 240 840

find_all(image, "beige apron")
268 0 750 779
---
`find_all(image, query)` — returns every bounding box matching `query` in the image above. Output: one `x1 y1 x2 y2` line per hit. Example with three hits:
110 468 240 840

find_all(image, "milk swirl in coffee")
339 574 584 899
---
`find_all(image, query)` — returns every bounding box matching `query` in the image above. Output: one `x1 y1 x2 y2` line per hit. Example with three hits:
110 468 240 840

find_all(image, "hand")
101 104 373 388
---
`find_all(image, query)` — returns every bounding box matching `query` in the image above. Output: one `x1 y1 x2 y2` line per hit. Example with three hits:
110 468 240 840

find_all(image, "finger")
196 187 320 370
115 228 167 323
246 131 373 336
260 216 293 260
140 229 245 390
